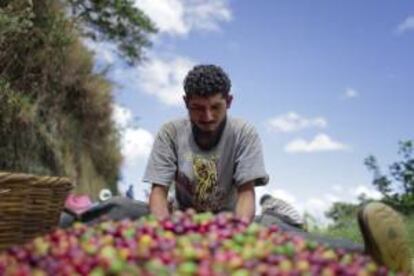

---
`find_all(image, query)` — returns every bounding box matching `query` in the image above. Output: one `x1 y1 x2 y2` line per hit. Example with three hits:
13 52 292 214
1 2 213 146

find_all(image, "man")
143 64 269 222
142 64 412 273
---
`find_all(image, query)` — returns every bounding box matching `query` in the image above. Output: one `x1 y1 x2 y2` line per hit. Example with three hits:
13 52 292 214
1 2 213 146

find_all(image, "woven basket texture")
0 172 74 250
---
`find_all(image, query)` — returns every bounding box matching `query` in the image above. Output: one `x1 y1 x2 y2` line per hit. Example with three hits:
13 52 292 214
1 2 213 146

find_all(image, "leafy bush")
365 140 414 214
0 0 155 196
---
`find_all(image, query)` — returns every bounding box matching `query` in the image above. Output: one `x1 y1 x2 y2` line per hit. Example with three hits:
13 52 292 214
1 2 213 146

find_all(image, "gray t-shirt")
143 116 269 212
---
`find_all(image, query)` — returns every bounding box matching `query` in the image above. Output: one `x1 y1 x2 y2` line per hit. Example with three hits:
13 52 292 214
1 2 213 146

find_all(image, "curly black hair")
183 64 231 97
259 194 272 205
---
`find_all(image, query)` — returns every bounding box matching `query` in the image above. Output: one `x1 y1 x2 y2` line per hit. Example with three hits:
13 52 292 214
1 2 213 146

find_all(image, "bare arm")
235 182 256 223
149 184 170 220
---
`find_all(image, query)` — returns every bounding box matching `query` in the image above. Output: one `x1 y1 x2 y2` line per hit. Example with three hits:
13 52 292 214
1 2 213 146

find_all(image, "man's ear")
226 94 233 108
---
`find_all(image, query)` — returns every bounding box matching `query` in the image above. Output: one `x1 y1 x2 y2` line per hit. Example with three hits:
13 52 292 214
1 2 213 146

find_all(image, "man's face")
184 93 233 133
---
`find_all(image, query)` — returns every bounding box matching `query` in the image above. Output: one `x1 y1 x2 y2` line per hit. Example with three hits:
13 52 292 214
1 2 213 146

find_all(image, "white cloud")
396 16 414 34
267 112 327 133
353 185 382 200
85 1 231 106
302 198 331 224
134 0 232 36
122 127 154 165
109 56 195 106
111 106 153 197
82 40 118 69
185 0 232 32
285 133 348 153
301 194 346 225
137 56 195 106
112 104 154 165
344 88 358 99
324 193 340 203
270 189 298 205
83 39 120 65
134 0 186 35
112 104 133 129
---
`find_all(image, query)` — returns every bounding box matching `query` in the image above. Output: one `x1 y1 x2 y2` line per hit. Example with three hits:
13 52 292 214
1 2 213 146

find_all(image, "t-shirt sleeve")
234 123 269 187
142 123 177 187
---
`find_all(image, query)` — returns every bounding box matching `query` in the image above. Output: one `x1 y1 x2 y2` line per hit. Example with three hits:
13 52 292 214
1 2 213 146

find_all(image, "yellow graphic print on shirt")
193 155 218 208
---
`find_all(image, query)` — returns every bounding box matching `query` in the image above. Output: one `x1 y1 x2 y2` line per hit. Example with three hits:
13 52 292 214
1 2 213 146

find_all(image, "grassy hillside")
315 214 414 255
0 1 122 198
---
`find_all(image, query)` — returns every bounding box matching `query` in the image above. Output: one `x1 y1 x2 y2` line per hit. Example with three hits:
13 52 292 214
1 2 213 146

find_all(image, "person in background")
259 193 305 229
126 185 134 199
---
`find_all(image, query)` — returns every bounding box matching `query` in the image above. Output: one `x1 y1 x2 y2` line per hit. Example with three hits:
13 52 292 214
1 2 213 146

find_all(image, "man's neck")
192 117 227 151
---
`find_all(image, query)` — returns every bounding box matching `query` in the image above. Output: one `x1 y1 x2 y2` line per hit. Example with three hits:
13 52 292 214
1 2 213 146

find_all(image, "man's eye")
190 106 203 111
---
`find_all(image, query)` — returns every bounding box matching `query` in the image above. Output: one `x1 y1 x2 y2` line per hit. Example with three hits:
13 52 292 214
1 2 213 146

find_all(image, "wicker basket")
0 172 74 250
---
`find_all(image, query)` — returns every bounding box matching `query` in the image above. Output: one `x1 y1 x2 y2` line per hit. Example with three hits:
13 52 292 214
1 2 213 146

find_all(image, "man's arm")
235 182 256 223
149 184 170 220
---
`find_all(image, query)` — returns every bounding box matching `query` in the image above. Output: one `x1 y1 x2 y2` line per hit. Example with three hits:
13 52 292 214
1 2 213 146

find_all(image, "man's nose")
201 109 214 121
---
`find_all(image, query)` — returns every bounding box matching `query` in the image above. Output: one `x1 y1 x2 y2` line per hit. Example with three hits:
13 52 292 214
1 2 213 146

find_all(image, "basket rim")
0 171 75 189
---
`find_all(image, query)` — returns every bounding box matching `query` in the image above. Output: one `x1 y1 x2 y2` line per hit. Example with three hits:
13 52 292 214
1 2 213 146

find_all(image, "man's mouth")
200 122 215 126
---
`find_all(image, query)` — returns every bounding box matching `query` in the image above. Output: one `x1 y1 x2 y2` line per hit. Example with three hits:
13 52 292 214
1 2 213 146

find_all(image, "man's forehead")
187 93 227 104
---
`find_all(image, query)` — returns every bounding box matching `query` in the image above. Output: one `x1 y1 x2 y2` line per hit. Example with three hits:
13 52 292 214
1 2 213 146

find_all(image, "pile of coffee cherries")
0 210 396 275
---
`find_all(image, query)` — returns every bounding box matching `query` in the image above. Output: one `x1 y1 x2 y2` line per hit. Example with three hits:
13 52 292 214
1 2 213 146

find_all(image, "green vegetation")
365 140 414 214
321 201 363 244
314 218 362 245
406 214 414 251
0 0 156 198
318 140 414 253
316 214 414 254
67 0 157 64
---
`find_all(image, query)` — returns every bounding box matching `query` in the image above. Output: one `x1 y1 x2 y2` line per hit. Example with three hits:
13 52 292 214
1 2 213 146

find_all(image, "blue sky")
90 1 414 223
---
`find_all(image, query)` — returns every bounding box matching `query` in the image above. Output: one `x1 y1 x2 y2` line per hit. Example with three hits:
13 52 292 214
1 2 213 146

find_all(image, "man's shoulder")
227 117 256 133
159 118 190 135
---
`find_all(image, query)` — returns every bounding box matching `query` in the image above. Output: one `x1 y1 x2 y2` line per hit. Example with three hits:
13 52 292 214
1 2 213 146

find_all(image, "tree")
325 202 360 228
364 140 414 214
1 0 158 66
66 0 157 64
